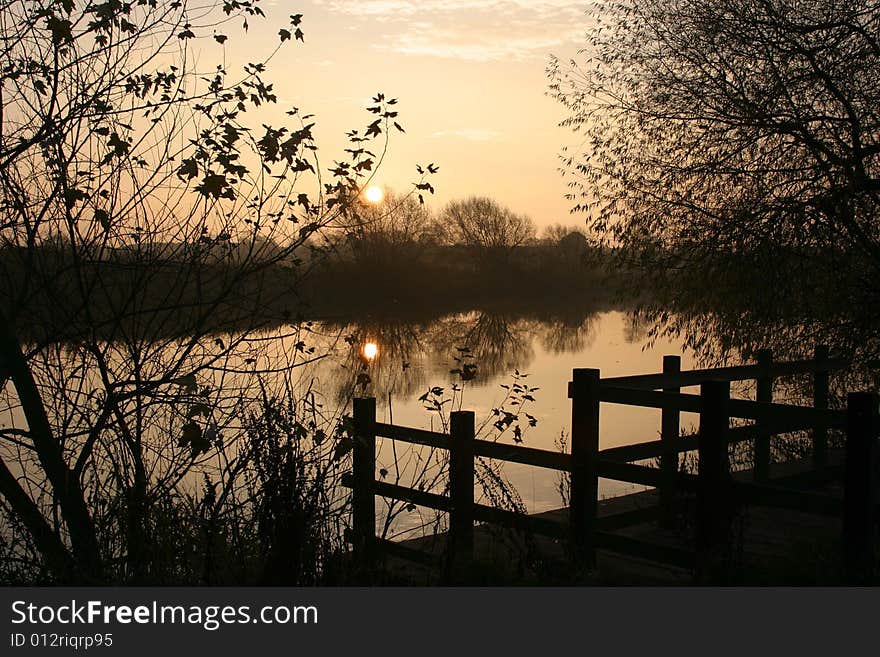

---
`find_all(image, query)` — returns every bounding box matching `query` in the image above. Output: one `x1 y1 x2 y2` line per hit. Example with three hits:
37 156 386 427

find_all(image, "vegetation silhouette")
0 1 434 584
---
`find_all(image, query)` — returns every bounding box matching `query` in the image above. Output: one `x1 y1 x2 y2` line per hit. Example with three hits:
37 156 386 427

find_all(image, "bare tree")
549 1 880 275
345 189 435 264
542 223 581 245
437 196 535 262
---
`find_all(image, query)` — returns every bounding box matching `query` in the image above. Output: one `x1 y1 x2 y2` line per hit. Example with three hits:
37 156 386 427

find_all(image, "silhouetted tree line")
302 192 607 312
550 0 880 292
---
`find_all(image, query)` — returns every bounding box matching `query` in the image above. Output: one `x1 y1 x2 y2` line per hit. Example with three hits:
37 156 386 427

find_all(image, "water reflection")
433 313 535 381
627 259 880 396
539 314 599 354
312 310 608 404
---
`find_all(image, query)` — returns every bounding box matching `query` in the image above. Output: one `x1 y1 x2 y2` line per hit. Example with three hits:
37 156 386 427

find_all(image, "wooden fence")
345 345 879 581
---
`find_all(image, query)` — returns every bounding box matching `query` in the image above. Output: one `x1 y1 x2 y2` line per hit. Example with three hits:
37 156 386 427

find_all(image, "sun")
362 342 379 362
364 186 384 204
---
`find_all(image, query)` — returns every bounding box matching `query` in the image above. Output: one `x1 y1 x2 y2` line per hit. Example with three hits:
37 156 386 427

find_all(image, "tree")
549 1 880 275
542 223 583 245
0 1 429 582
345 189 435 264
437 196 535 262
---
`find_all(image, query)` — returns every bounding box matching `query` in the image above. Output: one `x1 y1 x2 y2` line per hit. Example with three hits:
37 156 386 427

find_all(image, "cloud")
383 25 585 62
432 128 502 141
314 1 587 18
311 0 590 61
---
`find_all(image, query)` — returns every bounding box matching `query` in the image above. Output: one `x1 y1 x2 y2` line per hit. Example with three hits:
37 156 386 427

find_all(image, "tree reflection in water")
314 309 607 405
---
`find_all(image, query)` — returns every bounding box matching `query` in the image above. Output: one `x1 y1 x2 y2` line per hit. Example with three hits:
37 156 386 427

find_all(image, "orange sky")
216 1 594 232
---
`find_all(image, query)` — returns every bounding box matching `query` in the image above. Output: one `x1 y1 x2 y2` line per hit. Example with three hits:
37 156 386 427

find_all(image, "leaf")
174 373 198 391
94 208 111 232
62 187 87 209
187 403 211 419
177 158 198 181
179 421 210 456
214 34 227 44
107 132 131 157
279 28 291 42
195 172 231 199
332 436 353 462
45 15 73 45
365 119 382 139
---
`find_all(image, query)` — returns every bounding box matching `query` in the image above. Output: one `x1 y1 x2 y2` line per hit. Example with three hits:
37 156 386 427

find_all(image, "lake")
290 308 709 538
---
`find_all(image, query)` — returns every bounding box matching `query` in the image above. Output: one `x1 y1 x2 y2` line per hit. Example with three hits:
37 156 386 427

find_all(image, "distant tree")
437 197 535 262
549 1 880 275
345 189 435 264
543 223 575 245
558 230 589 263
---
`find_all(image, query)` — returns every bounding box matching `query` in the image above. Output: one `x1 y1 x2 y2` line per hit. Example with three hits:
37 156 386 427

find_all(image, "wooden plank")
772 357 847 377
343 473 568 539
473 439 572 471
754 349 773 481
449 411 475 565
732 480 843 517
727 398 846 427
597 459 666 488
471 504 567 539
368 478 453 512
597 506 660 530
844 392 879 581
603 364 762 389
570 368 600 566
601 357 847 390
697 381 732 569
600 438 689 463
596 532 695 570
660 355 682 528
376 537 439 567
599 424 771 463
378 421 574 472
599 386 845 429
813 345 830 468
599 386 704 412
375 422 448 449
352 398 377 565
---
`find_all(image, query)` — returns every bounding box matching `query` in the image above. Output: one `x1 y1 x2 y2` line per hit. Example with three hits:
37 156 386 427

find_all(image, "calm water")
296 309 707 536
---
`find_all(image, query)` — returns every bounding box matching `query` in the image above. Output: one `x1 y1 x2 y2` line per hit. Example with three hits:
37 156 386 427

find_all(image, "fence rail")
346 344 879 582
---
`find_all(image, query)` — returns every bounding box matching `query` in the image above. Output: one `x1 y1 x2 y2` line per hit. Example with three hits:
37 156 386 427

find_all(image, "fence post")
813 345 830 469
449 410 475 573
569 368 600 568
754 349 773 482
697 380 732 582
352 397 376 570
661 355 681 528
844 392 878 582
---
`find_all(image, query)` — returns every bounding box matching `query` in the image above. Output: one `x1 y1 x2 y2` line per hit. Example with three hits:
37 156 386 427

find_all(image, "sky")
228 0 594 232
